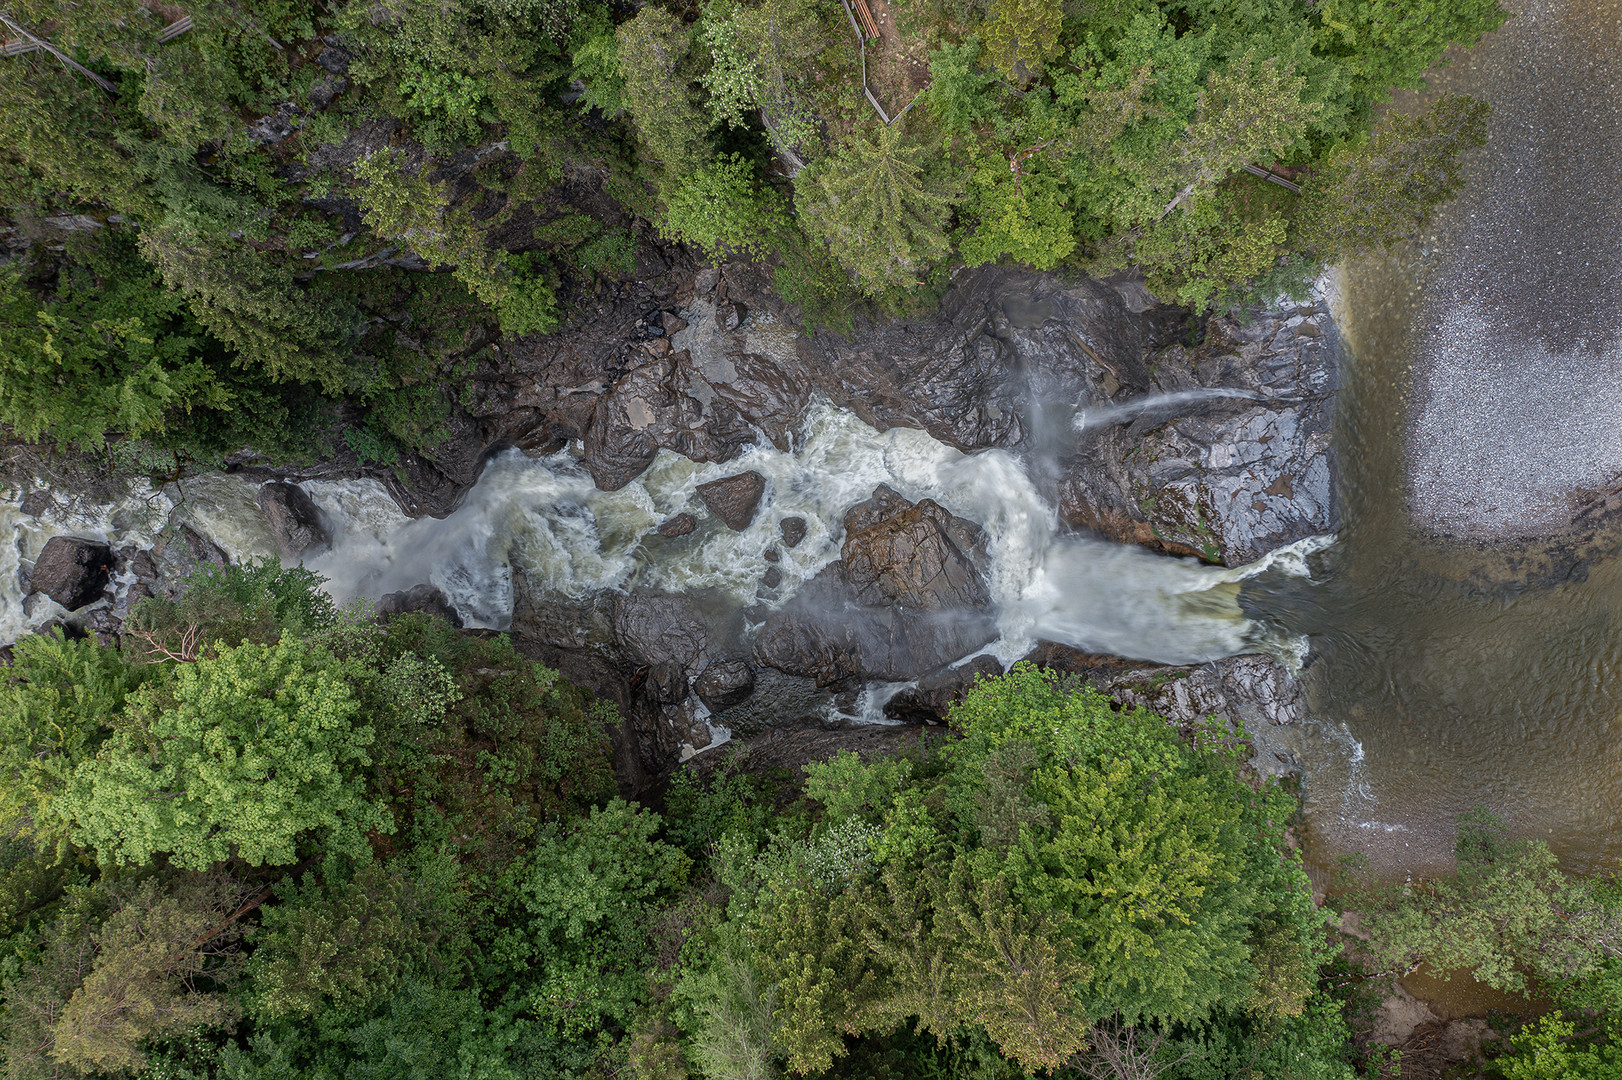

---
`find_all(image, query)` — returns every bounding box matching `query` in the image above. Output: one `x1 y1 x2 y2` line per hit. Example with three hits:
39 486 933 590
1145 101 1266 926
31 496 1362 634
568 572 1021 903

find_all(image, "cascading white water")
1073 388 1262 432
0 401 1323 670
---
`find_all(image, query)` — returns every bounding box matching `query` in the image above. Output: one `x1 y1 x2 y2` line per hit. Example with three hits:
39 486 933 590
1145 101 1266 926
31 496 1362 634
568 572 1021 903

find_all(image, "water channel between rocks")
8 1 1621 882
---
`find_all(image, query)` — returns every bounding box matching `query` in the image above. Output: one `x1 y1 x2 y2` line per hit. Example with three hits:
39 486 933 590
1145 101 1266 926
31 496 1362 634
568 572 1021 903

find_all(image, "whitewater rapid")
0 401 1324 668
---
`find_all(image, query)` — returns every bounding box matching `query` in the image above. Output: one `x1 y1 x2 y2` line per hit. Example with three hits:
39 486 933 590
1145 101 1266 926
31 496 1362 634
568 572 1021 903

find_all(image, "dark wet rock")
316 43 351 73
612 593 712 670
780 517 807 548
884 653 1004 722
508 569 752 794
668 301 810 451
117 547 159 582
755 488 998 685
85 606 121 648
763 547 780 562
581 353 760 490
257 482 331 559
791 268 1188 453
842 485 989 609
30 537 112 611
308 75 346 110
673 696 713 751
657 512 697 537
646 659 689 704
715 300 747 332
694 658 757 712
697 471 766 531
377 583 464 628
1058 304 1339 565
179 526 230 570
761 566 782 589
511 584 619 652
18 490 54 518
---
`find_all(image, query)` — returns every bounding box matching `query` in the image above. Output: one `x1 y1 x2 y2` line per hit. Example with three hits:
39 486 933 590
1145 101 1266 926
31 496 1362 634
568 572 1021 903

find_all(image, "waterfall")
0 402 1320 669
1073 388 1263 433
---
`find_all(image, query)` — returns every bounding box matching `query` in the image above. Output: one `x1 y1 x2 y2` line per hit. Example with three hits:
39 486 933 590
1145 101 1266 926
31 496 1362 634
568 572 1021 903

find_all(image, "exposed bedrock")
754 485 999 686
265 264 1335 574
1057 300 1340 565
506 571 816 793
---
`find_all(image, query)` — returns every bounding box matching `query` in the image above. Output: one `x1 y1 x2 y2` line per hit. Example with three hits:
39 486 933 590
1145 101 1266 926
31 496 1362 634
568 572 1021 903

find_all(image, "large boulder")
697 471 767 531
754 487 998 686
377 583 464 627
30 537 112 610
257 482 331 559
694 658 757 712
1057 303 1339 565
842 485 989 609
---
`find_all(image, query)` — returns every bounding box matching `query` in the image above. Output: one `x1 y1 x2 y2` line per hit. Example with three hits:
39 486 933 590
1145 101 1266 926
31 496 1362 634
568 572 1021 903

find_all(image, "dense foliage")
0 0 1501 464
0 558 1369 1080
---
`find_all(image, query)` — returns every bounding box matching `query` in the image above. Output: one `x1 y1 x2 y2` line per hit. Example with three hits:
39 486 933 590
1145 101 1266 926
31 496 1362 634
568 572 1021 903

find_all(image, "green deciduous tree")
660 154 787 258
1354 809 1622 999
64 637 389 869
945 664 1271 1024
1296 93 1491 260
798 124 962 293
248 859 438 1022
492 799 689 1037
0 629 135 850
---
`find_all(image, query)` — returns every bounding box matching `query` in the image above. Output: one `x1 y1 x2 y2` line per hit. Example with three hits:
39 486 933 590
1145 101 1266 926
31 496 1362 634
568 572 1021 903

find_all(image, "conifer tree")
797 124 961 292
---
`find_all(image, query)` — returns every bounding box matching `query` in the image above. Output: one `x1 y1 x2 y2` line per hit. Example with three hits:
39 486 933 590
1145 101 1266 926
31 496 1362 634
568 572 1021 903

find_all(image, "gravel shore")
1407 0 1622 537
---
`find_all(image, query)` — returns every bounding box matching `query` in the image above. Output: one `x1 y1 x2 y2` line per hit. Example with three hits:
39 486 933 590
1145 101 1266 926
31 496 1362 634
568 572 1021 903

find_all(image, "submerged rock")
755 486 998 685
656 512 697 537
696 471 766 531
30 537 112 610
257 482 331 559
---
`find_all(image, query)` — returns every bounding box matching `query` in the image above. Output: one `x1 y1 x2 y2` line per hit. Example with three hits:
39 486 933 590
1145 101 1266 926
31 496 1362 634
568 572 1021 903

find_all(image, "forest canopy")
0 0 1499 467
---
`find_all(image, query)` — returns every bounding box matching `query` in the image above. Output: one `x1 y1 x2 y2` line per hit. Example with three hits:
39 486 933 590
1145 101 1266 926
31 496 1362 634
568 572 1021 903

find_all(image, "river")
2 0 1616 879
1263 0 1622 876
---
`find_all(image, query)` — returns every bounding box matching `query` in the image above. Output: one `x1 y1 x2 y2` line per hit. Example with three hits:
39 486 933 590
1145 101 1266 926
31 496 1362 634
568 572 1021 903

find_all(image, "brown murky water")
1241 0 1622 877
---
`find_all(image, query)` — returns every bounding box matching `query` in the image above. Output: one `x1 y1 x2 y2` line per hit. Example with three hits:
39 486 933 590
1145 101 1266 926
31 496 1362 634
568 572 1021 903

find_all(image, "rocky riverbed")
1 263 1341 792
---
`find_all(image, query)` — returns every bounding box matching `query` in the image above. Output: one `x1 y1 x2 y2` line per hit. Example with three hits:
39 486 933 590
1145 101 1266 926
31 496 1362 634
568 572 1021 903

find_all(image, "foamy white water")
1074 388 1261 432
0 402 1319 669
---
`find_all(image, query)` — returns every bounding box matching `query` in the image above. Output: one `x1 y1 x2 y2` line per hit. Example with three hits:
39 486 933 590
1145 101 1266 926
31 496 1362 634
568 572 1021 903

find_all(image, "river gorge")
4 0 1620 890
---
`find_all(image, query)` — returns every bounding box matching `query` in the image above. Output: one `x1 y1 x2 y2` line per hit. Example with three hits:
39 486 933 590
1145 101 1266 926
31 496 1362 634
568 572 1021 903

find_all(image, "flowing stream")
0 401 1316 666
6 3 1614 883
